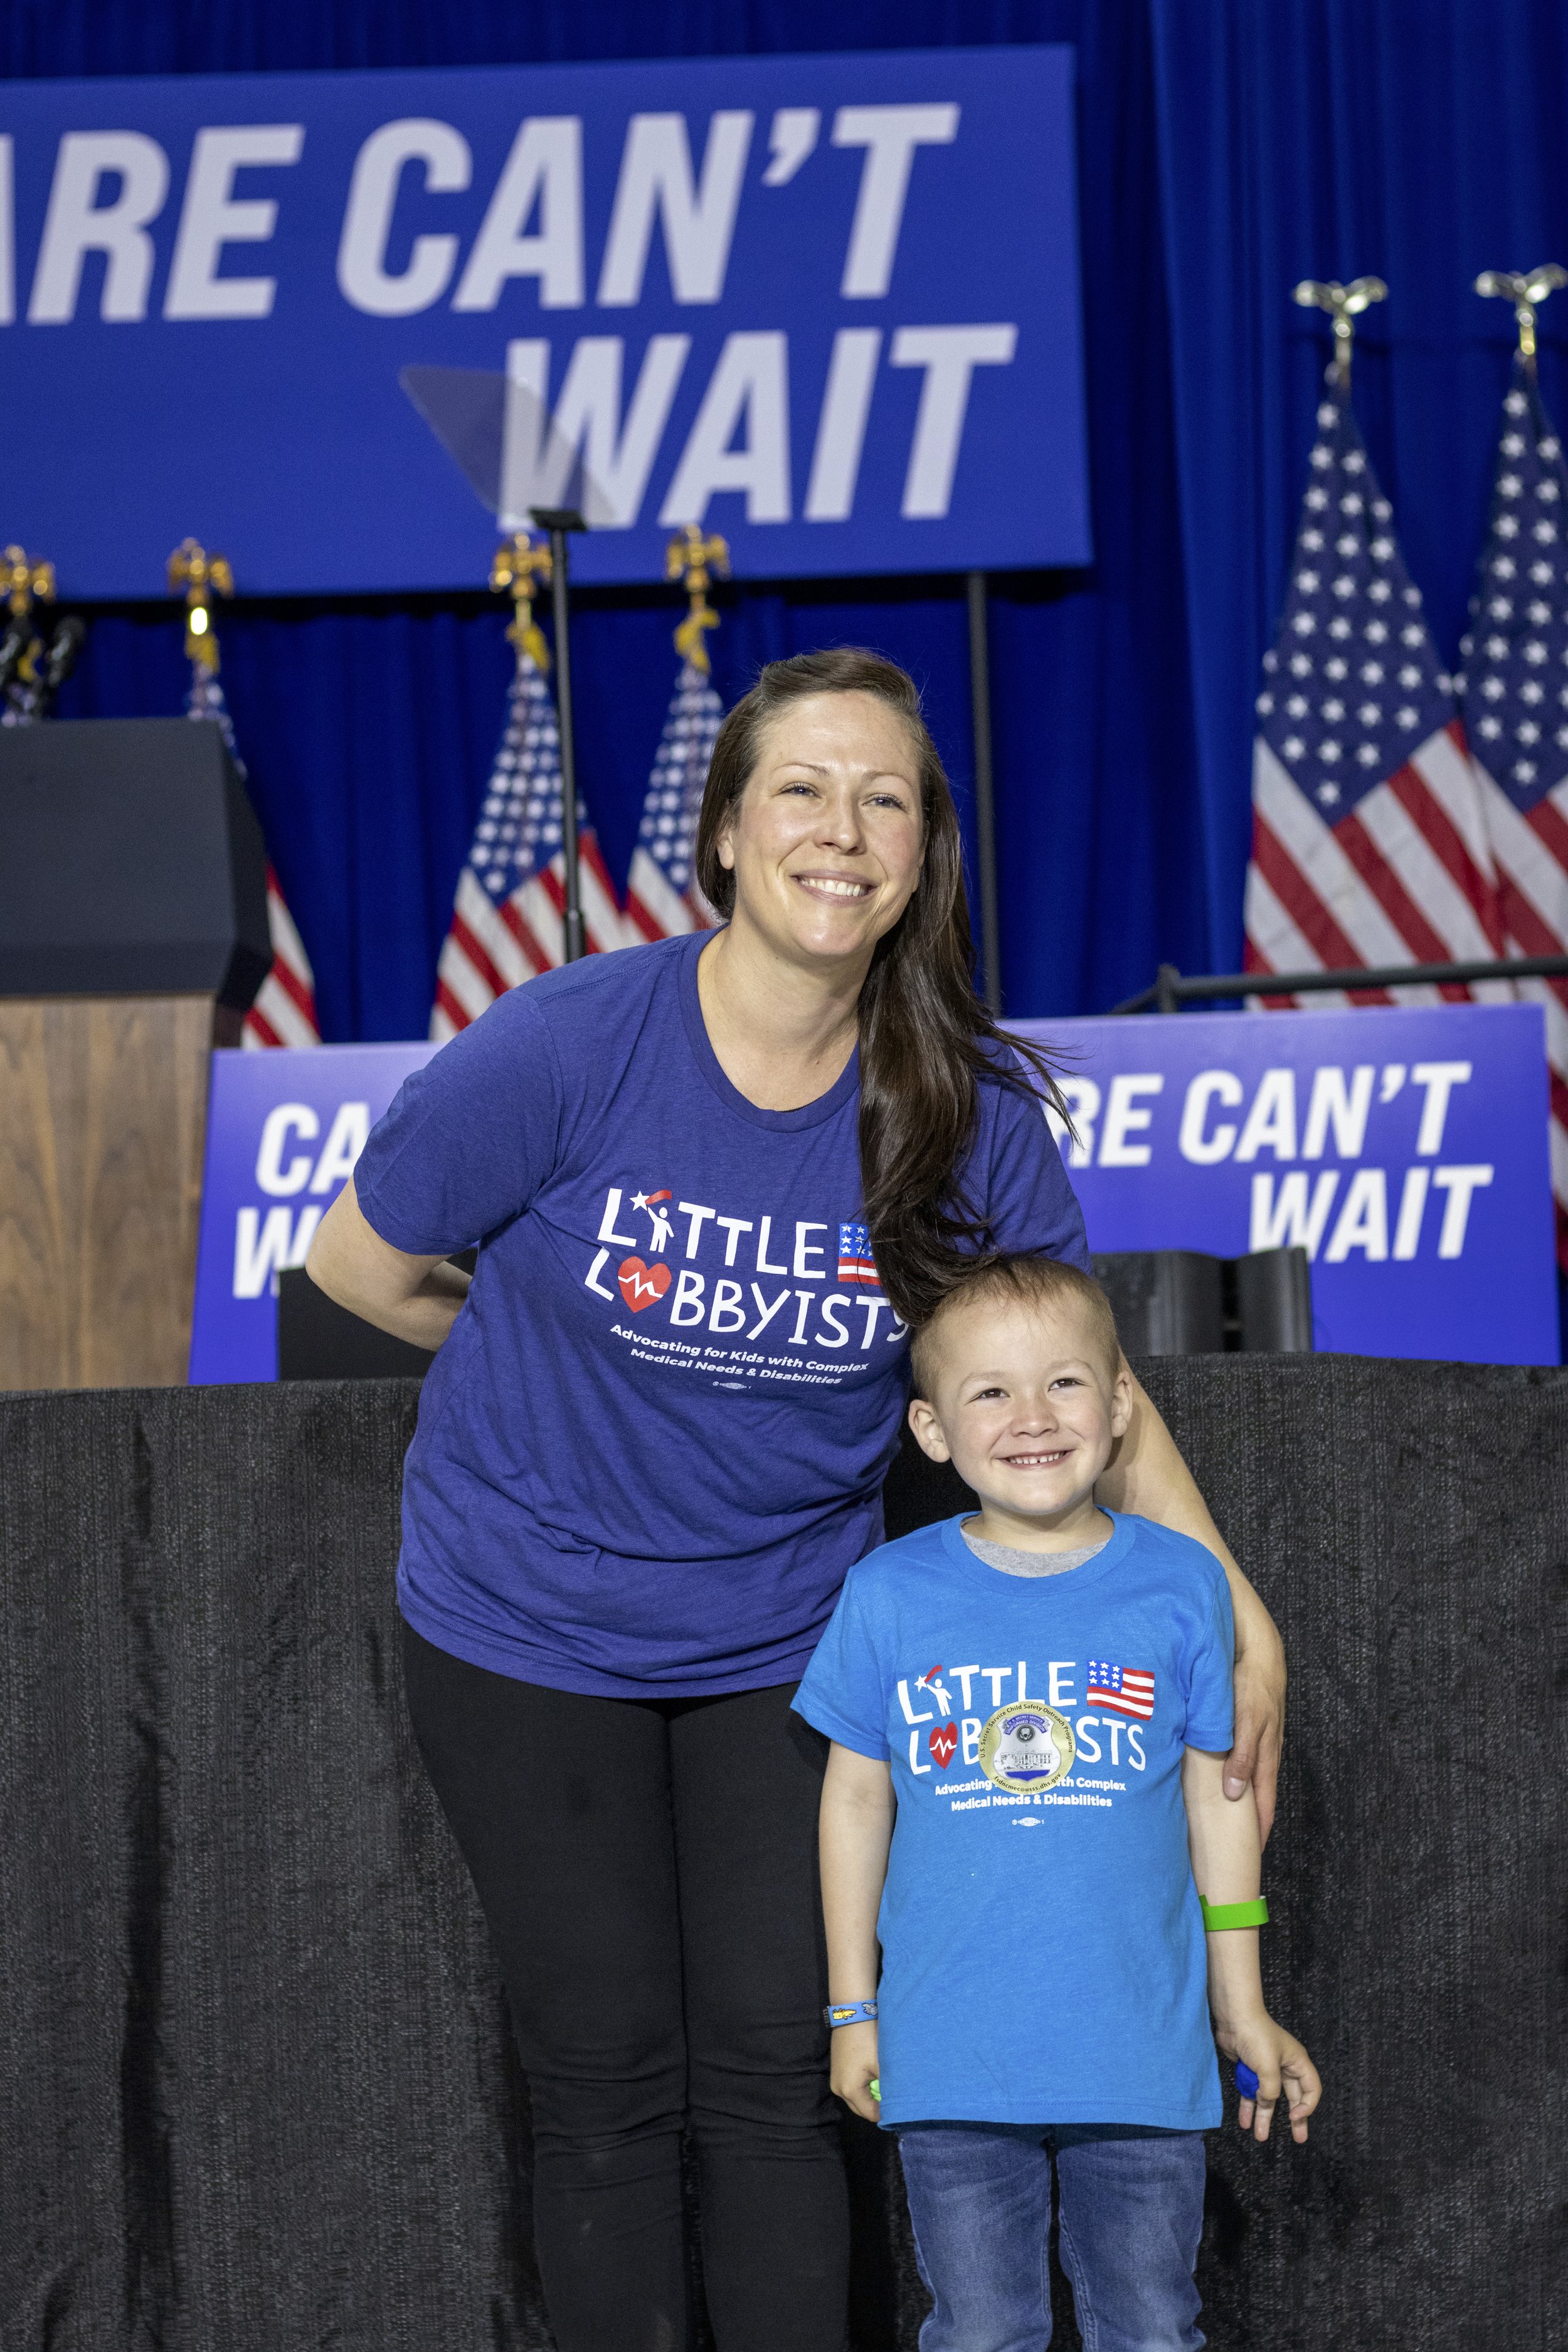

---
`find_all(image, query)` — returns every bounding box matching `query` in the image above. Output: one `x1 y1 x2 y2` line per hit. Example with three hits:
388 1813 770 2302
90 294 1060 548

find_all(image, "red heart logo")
930 1722 958 1770
618 1256 672 1312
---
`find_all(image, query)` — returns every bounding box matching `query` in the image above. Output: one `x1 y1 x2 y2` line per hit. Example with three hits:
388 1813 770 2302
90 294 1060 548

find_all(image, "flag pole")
531 506 588 963
967 571 1002 1014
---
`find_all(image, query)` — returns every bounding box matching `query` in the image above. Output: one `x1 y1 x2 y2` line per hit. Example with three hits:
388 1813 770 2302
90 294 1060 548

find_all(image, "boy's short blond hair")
908 1254 1121 1399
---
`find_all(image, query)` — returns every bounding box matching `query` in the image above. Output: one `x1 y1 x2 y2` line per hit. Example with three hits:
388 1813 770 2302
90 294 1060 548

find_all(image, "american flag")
244 865 322 1049
623 658 723 941
837 1221 882 1288
1458 364 1568 1266
1085 1663 1155 1720
1244 383 1505 1006
430 644 625 1041
186 670 320 1049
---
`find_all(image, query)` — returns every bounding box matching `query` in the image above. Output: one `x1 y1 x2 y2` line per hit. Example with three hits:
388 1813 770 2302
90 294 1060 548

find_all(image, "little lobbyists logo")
899 1659 1155 1788
586 1184 903 1359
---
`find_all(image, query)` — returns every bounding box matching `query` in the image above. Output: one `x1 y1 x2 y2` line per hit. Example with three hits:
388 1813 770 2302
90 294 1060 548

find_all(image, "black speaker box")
1093 1246 1313 1355
277 1269 437 1381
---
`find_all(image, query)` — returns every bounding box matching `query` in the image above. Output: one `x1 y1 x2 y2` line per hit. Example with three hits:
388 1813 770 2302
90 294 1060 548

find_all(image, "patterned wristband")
824 1999 879 2028
1200 1896 1269 1931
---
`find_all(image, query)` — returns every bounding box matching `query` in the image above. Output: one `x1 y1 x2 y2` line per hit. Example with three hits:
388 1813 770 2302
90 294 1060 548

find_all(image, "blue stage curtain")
13 2 1568 1039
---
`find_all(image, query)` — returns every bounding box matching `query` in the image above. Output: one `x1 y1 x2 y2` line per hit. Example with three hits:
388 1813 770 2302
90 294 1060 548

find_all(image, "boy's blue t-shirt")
352 932 1089 1698
793 1513 1234 2129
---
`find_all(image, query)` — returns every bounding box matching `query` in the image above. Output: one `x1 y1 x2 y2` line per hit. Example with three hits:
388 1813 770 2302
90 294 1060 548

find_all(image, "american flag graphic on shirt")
1086 1663 1155 1720
430 645 625 1041
837 1222 882 1288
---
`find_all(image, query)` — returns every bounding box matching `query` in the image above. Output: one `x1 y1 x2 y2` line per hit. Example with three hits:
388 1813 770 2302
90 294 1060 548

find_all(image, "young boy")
793 1255 1319 2352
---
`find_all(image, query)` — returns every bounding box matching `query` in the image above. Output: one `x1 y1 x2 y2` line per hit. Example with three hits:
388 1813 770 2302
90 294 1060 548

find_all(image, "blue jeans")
897 2124 1206 2352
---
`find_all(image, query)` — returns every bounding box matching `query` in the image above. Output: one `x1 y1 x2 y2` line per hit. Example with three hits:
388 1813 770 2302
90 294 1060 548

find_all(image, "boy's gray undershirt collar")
960 1520 1113 1579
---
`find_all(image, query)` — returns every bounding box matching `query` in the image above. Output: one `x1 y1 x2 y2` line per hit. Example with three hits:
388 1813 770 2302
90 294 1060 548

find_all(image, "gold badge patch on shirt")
978 1702 1075 1795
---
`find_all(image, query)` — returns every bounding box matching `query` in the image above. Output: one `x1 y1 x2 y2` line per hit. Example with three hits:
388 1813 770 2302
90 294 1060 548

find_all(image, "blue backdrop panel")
2 49 1088 591
11 1 1568 1040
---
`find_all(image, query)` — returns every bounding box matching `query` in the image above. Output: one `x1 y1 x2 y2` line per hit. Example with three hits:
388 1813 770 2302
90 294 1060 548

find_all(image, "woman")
308 649 1285 2352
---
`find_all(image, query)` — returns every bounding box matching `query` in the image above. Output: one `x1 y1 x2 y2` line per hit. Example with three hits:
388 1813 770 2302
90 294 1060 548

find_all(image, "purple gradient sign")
188 1042 435 1384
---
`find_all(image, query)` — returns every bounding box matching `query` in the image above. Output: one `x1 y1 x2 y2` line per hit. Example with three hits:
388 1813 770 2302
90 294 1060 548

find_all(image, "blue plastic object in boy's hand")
1235 2062 1260 2101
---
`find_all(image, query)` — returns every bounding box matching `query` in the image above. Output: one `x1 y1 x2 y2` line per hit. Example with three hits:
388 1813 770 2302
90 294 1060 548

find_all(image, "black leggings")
401 1624 848 2352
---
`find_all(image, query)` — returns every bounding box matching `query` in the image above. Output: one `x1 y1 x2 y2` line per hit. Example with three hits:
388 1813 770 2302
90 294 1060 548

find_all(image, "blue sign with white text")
188 1042 436 1385
1 48 1088 595
188 1000 1557 1385
1012 1002 1556 1365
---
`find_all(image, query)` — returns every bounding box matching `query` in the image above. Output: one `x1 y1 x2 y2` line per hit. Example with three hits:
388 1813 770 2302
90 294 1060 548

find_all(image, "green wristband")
1200 1895 1269 1931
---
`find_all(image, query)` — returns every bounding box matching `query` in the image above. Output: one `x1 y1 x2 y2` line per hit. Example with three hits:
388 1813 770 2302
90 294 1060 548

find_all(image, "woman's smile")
792 871 874 902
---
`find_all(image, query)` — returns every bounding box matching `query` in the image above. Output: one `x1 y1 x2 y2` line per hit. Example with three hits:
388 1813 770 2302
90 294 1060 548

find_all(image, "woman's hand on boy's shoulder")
1216 2015 1321 2144
829 2021 882 2124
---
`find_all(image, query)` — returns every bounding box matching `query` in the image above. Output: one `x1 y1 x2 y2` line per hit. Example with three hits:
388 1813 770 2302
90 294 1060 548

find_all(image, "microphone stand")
0 616 30 702
529 506 588 963
38 615 87 715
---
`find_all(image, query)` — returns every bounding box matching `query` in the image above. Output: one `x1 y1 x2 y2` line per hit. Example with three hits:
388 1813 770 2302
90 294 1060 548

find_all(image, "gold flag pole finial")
1475 265 1567 368
4 545 55 620
665 524 729 676
490 531 553 672
168 538 234 674
3 546 56 701
1292 277 1388 388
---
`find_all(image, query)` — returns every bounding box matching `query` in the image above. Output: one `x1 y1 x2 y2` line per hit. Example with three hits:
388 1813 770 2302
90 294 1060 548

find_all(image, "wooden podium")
0 719 270 1389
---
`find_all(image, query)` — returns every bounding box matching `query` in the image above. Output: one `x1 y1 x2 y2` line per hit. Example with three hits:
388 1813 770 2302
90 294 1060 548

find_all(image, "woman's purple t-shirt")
354 931 1089 1698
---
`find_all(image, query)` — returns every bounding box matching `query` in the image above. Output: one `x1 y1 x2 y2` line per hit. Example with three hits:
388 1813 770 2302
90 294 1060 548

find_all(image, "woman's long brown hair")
694 647 1066 1327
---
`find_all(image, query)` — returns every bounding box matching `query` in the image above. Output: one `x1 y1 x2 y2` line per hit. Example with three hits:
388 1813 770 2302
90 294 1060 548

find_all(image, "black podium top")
0 717 271 1006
